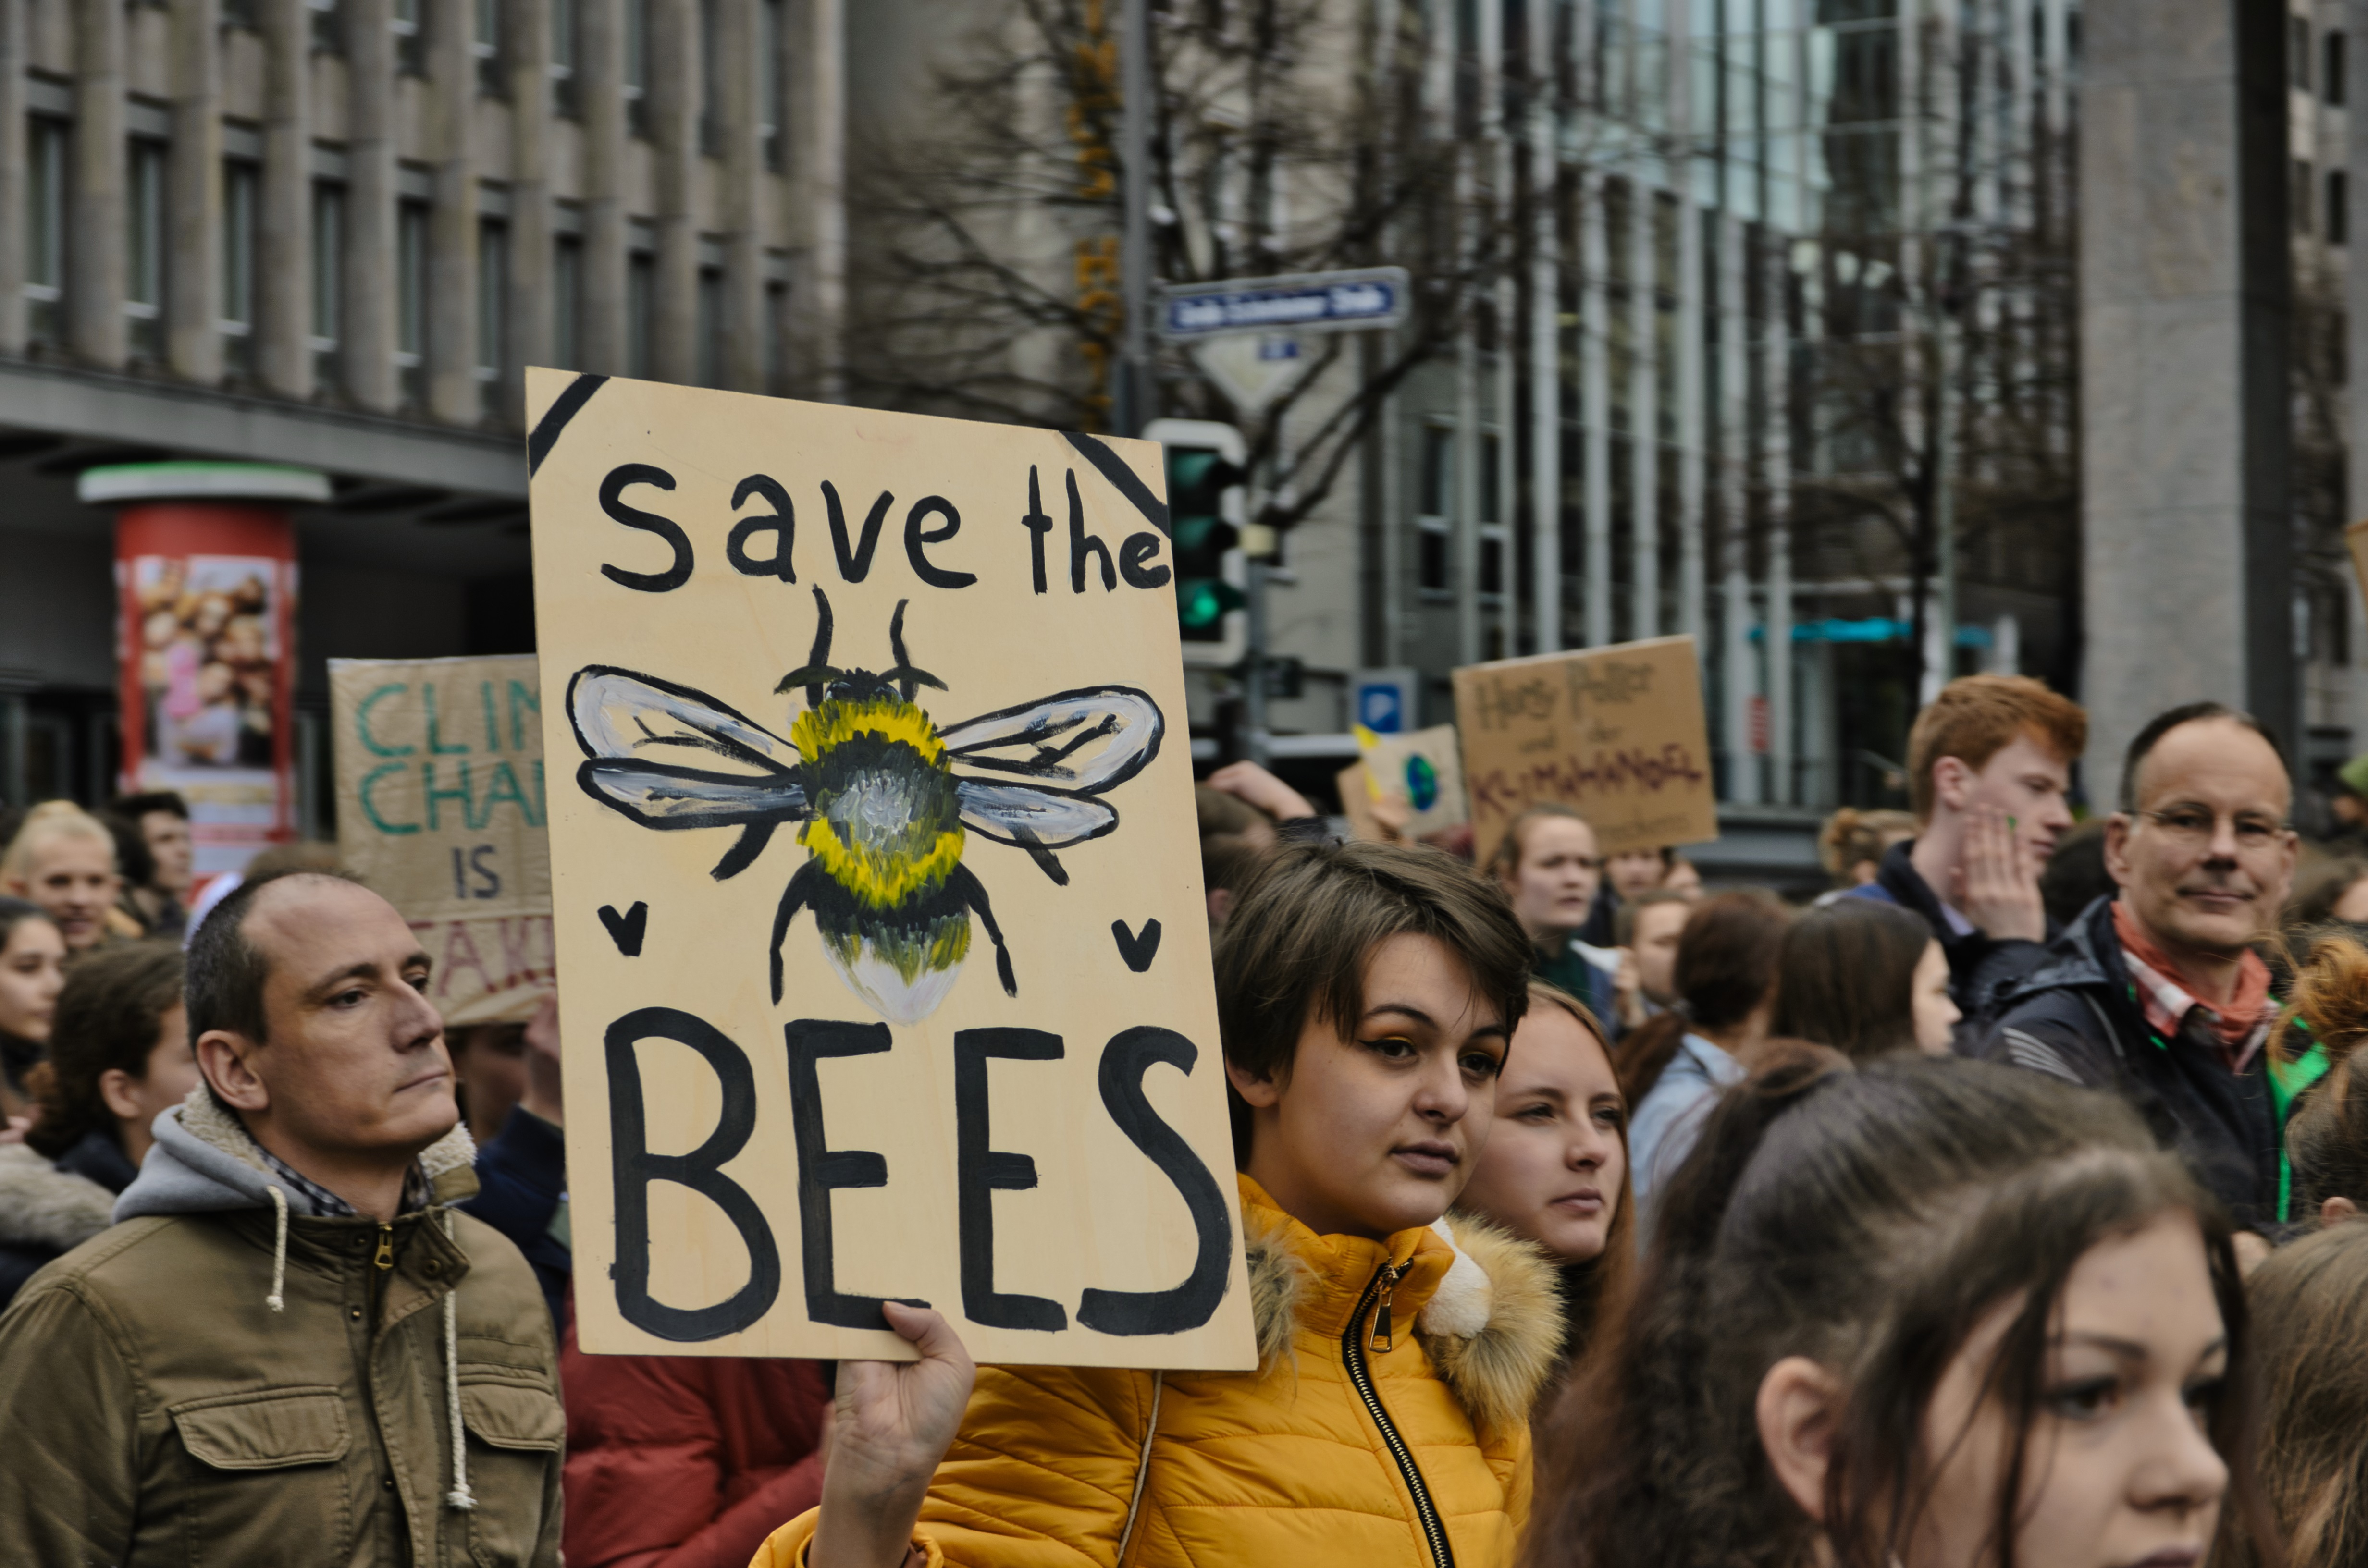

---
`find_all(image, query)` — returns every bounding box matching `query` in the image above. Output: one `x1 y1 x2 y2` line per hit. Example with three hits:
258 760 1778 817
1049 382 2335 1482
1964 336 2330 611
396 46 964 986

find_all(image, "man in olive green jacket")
0 870 562 1566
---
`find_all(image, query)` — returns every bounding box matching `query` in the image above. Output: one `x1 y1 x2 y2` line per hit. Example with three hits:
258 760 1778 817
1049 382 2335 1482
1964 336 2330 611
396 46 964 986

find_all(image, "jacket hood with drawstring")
753 1173 1563 1568
0 1088 561 1567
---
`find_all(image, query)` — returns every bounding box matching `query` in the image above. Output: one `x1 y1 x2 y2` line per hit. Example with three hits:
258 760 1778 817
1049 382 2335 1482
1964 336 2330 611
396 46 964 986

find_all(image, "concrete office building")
0 0 846 821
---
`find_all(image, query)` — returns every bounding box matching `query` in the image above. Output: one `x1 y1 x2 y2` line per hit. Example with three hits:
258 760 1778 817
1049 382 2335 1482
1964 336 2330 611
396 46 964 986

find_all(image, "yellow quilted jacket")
749 1175 1561 1568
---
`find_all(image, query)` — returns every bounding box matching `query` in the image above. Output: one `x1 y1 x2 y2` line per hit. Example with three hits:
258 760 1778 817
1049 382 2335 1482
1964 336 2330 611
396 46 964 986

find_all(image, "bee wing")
579 759 809 829
569 666 795 772
938 686 1164 794
954 779 1119 848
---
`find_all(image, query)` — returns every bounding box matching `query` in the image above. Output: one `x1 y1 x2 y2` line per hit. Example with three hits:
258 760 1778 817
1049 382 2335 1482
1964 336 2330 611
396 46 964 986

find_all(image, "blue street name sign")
1159 268 1411 341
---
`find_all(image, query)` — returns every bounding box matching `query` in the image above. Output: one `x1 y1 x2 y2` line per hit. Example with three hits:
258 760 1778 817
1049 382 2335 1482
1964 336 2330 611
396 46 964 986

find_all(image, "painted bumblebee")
567 588 1163 1024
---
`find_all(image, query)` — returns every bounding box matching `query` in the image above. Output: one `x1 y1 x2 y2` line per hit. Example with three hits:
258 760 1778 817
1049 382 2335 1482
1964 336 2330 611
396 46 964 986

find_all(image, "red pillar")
113 503 300 881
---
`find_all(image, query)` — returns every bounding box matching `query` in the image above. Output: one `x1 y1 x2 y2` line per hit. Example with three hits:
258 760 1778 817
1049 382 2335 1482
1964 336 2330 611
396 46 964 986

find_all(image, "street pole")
1117 0 1151 438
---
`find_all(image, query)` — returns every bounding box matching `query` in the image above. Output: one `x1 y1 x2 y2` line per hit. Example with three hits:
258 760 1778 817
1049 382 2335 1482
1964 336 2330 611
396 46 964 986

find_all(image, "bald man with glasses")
1976 702 2327 1233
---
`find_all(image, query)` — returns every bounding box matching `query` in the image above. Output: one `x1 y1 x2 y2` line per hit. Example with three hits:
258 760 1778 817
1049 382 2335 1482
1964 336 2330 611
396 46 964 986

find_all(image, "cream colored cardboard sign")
2347 518 2368 612
329 656 555 1026
525 369 1253 1369
1354 722 1469 838
1453 635 1719 868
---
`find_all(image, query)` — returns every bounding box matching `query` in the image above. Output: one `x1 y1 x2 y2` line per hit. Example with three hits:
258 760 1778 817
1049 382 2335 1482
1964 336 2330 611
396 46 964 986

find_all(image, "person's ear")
1930 755 1974 813
196 1029 269 1115
1756 1356 1844 1524
97 1067 147 1123
2323 1195 2359 1222
1206 887 1235 927
1224 1055 1283 1110
2102 812 2135 890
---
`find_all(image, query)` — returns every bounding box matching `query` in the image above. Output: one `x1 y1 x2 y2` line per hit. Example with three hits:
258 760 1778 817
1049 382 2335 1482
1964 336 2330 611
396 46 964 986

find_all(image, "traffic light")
1144 419 1248 664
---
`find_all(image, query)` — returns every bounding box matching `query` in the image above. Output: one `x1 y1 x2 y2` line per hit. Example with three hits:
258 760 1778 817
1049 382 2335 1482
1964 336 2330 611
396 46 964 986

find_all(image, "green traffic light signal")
1166 443 1246 642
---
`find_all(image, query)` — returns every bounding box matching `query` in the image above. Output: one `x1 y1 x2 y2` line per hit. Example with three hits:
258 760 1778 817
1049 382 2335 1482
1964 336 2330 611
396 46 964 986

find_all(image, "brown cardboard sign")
329 656 554 1026
526 369 1253 1368
1453 634 1719 868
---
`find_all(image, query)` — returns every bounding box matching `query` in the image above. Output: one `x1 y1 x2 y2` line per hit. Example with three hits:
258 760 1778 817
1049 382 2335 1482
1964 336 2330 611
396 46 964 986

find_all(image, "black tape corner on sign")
527 373 611 476
1061 430 1170 538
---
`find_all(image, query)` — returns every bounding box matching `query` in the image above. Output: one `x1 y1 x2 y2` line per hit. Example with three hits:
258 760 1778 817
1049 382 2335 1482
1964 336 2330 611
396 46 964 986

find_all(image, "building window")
312 182 345 391
475 0 504 95
126 139 167 362
2331 169 2350 247
25 116 67 346
396 200 428 407
1417 423 1454 595
700 0 725 156
222 0 259 28
308 0 342 53
393 0 425 75
765 279 788 392
2294 16 2312 91
222 160 260 377
697 265 725 386
553 235 582 369
2331 31 2348 106
551 0 580 116
761 0 786 171
478 219 508 415
2296 158 2315 233
627 251 655 379
623 0 650 137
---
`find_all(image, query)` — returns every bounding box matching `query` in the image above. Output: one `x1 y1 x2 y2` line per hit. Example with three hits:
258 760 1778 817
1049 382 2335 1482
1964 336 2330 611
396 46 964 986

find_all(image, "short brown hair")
1213 841 1532 1159
1904 675 2086 822
25 940 185 1159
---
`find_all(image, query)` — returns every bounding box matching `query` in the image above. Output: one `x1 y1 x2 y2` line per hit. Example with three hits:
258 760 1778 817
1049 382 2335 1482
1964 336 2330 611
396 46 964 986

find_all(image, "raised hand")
1954 805 2046 943
1205 760 1318 822
810 1302 976 1568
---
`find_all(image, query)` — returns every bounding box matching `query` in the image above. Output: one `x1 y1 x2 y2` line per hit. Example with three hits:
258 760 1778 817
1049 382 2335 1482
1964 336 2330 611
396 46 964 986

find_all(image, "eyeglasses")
2130 808 2291 852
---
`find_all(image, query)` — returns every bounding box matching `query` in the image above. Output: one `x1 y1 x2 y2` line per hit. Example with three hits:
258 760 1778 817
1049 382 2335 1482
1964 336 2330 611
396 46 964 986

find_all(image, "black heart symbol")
1111 918 1161 973
598 901 648 957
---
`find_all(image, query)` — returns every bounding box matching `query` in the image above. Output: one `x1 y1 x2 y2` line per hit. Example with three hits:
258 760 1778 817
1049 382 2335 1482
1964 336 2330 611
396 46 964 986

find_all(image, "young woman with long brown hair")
1529 1052 2266 1568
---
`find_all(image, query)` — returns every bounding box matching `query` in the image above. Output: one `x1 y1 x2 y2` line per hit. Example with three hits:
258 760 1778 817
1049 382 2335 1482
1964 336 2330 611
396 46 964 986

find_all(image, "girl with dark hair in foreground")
1528 1052 2265 1568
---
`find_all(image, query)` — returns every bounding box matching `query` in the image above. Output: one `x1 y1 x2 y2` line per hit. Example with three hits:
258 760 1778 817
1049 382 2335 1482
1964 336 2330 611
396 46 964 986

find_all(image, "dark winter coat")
1848 837 2054 1020
0 1129 129 1310
459 1103 572 1330
1972 895 2328 1229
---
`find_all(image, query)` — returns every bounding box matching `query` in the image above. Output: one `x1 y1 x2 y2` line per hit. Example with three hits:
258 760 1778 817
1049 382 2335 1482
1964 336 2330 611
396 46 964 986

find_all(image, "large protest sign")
329 656 554 1026
526 369 1254 1369
1453 635 1719 868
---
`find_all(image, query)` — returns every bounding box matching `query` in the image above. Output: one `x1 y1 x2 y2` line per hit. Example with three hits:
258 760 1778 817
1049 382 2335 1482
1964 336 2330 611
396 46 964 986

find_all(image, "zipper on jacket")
1341 1259 1453 1568
368 1223 395 1317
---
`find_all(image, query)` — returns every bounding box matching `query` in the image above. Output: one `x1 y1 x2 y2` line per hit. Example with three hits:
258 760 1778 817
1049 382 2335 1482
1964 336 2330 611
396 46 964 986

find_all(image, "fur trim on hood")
1243 1203 1562 1437
0 1142 116 1252
115 1086 478 1223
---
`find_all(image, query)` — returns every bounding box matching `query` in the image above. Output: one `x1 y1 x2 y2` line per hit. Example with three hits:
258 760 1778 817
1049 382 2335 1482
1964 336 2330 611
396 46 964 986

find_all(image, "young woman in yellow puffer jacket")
751 840 1562 1568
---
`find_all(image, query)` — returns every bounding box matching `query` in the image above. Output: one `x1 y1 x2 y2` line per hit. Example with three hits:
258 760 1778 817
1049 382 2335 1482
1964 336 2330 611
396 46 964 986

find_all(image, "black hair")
108 790 189 822
98 814 157 891
0 895 57 952
2120 701 2284 811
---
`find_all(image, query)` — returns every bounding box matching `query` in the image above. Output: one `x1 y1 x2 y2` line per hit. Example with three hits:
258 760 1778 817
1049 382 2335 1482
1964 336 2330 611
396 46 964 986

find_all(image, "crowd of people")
0 671 2362 1567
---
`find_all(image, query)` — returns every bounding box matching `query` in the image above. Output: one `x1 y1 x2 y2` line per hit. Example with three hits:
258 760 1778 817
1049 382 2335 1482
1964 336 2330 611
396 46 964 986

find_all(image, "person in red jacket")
561 1320 831 1568
456 997 836 1568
